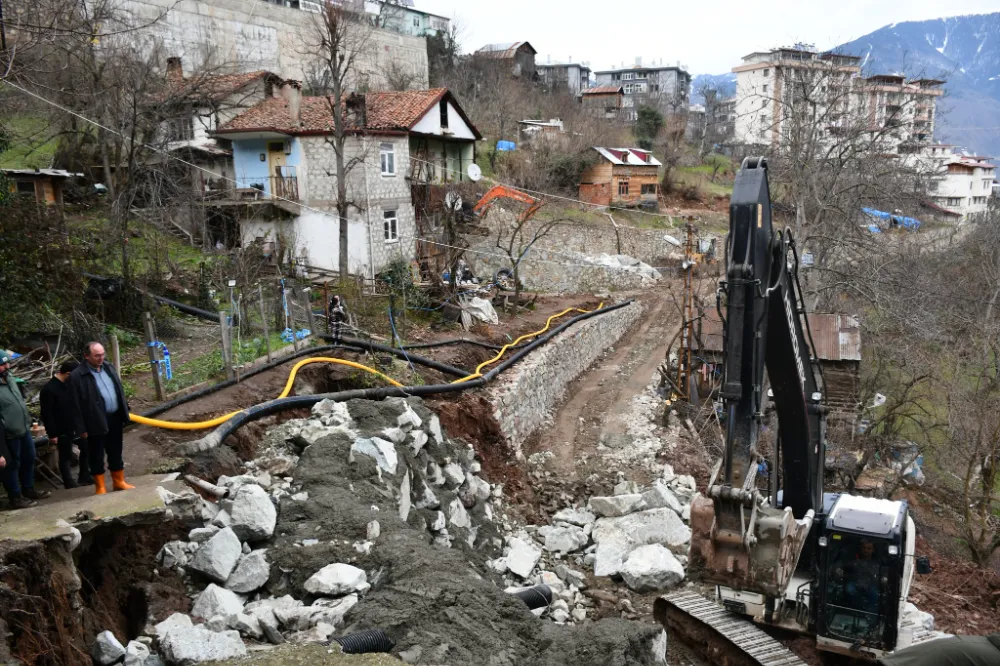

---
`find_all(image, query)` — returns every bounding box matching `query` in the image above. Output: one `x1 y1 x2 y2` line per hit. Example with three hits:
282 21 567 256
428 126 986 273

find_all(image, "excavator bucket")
687 494 814 600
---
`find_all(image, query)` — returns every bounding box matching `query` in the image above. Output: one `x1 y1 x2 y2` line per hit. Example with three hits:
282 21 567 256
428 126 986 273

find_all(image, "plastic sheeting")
462 297 499 325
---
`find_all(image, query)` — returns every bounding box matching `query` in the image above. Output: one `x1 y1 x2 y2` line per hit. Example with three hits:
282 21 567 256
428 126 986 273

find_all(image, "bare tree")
310 2 373 279
489 209 561 302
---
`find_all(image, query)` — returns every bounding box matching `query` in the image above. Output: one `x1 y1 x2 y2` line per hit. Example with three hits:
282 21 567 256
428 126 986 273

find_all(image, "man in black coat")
40 359 91 488
70 342 135 495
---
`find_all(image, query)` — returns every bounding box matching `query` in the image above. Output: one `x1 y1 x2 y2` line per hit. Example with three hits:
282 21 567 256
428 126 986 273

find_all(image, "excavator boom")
472 185 544 223
687 157 824 599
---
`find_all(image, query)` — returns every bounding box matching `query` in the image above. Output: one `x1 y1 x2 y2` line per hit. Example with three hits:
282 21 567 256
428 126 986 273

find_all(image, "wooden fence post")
143 312 165 401
259 286 272 363
323 281 330 334
219 311 235 380
110 334 121 376
303 287 317 334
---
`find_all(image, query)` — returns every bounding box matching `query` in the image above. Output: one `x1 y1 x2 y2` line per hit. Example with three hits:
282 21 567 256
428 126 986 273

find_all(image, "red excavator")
472 185 544 224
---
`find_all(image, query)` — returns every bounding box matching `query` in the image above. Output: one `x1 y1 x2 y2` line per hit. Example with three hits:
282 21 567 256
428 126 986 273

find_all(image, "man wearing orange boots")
70 342 136 494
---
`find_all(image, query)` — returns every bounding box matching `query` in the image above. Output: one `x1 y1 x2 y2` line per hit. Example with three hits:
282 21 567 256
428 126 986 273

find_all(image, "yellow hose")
451 303 604 384
129 357 404 431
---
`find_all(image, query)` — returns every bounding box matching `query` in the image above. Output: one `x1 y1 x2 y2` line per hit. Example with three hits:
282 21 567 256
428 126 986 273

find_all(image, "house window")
168 117 194 142
946 197 961 206
439 99 448 128
623 84 633 94
618 180 629 196
15 180 36 195
413 17 420 27
380 143 395 176
762 84 768 93
383 210 399 242
622 72 633 80
763 68 769 76
641 184 657 195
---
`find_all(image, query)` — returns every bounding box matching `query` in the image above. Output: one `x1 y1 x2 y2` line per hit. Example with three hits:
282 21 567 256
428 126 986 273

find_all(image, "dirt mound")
264 397 665 665
909 536 1000 635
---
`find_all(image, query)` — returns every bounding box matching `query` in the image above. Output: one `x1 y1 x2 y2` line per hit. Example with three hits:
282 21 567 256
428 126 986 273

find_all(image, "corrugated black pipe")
184 300 633 451
510 585 553 610
332 337 468 378
400 338 526 352
332 629 394 654
147 293 218 321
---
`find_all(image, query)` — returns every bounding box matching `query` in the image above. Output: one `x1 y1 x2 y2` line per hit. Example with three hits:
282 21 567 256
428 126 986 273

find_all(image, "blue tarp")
862 207 921 231
496 140 517 152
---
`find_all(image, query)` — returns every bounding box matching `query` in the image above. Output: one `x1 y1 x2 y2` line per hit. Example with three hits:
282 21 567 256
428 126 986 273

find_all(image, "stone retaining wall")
489 300 644 452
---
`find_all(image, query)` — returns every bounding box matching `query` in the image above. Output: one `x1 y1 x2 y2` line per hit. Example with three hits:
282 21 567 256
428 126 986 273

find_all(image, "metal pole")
323 280 330 334
289 288 300 352
110 334 121 376
259 286 272 363
303 286 317 333
219 311 234 380
144 312 165 401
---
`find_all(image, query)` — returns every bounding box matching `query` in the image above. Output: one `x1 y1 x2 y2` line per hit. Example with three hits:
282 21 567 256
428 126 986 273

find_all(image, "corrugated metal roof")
697 311 861 361
592 147 663 167
582 85 624 95
475 42 536 58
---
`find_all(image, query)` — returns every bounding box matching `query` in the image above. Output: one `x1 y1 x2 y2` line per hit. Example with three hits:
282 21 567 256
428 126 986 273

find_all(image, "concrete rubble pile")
488 466 698 616
583 253 662 282
99 396 667 665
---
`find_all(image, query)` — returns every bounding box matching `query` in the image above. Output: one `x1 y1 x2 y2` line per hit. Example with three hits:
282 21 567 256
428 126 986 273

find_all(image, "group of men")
0 341 136 510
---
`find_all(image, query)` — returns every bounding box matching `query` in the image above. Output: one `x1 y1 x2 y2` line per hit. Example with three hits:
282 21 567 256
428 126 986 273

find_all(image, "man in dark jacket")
70 342 135 495
41 359 91 488
0 354 51 509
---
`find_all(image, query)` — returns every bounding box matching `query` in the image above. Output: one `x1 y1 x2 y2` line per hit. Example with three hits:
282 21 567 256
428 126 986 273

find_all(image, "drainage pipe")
332 629 394 654
510 585 553 610
185 300 634 451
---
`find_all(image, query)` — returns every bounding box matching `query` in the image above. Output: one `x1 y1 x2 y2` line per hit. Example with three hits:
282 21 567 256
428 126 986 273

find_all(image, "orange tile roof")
218 88 482 139
159 71 280 104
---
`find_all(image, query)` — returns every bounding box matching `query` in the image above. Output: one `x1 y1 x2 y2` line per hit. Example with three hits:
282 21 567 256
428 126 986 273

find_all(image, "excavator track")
655 591 807 666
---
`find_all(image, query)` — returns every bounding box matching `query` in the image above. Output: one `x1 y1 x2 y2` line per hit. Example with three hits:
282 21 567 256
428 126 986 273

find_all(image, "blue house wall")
231 137 303 196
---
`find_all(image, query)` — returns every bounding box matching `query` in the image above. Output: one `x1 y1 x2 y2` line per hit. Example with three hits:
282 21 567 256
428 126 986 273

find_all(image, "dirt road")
523 292 680 487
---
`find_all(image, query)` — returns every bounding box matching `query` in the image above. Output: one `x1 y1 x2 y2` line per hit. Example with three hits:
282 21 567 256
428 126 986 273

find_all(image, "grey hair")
83 341 104 357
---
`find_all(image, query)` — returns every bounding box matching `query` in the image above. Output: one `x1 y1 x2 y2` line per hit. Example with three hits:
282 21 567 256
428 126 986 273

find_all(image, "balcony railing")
200 174 299 202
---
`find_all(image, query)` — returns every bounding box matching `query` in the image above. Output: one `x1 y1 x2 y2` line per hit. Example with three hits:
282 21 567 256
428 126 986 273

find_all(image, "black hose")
332 337 468 378
400 338 522 352
331 629 394 654
184 300 634 451
148 293 218 322
510 585 553 610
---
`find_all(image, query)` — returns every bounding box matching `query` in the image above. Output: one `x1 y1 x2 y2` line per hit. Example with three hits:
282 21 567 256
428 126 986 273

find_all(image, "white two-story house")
213 86 481 277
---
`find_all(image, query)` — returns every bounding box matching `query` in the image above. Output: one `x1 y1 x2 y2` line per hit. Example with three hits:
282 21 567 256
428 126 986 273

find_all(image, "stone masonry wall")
122 0 429 87
489 300 644 452
463 219 682 293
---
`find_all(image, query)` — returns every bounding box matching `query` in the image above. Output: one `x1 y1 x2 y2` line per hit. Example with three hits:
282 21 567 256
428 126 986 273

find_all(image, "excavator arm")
472 185 544 224
688 157 826 601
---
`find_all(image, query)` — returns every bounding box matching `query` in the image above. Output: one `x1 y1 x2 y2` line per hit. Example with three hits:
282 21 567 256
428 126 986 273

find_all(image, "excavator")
656 158 935 663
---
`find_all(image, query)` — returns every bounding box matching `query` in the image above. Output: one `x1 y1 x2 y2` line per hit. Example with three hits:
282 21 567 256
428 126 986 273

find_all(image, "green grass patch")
0 115 60 169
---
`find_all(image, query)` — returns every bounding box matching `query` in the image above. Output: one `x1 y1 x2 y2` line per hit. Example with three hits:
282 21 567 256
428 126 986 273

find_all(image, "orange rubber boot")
111 470 135 491
94 474 107 495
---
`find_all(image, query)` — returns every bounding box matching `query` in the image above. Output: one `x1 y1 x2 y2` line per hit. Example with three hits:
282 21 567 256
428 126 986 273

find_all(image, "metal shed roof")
697 311 861 362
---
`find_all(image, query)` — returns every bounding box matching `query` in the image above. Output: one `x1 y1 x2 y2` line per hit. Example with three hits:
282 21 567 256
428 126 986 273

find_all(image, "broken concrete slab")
228 613 263 640
505 537 541 578
591 509 692 576
538 525 589 554
303 563 370 597
588 494 647 517
187 527 242 583
641 483 683 515
159 624 247 665
92 630 126 665
552 507 596 527
154 613 192 640
192 584 245 621
226 550 270 594
229 484 277 542
350 437 398 475
312 399 352 427
309 594 359 628
188 526 220 543
448 498 471 529
619 544 685 592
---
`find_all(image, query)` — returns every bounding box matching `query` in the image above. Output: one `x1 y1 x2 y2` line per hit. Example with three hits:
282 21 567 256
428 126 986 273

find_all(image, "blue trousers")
2 432 36 498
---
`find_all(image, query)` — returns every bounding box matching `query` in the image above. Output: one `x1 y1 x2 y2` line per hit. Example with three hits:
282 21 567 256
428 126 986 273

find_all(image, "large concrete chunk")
591 509 692 576
303 563 370 597
620 544 685 592
505 537 541 579
226 550 270 593
192 584 245 621
538 525 589 553
552 507 596 527
641 483 683 515
187 527 242 583
154 613 192 640
92 630 126 665
228 613 263 640
309 594 359 628
159 625 247 665
588 494 647 517
351 437 398 475
229 485 277 542
124 640 164 666
312 399 352 427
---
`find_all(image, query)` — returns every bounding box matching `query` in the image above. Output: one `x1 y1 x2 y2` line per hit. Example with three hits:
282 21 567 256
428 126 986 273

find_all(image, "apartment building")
537 59 592 96
732 46 943 153
914 146 996 220
363 1 451 37
593 59 691 121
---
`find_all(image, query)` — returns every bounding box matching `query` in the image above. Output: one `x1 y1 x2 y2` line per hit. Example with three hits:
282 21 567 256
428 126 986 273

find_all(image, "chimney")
166 57 183 83
635 56 642 67
280 80 303 127
346 92 367 129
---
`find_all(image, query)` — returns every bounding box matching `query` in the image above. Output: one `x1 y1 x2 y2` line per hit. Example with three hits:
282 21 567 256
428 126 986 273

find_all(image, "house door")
267 141 296 200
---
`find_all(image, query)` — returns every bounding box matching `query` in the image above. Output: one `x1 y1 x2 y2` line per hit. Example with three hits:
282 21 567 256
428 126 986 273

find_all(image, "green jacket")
0 373 31 439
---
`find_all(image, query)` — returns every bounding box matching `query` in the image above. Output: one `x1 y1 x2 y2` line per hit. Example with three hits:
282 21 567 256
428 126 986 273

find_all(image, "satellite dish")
445 191 462 211
467 163 482 182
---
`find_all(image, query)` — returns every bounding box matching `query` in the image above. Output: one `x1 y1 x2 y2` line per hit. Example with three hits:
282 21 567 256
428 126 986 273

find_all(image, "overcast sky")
415 1 999 75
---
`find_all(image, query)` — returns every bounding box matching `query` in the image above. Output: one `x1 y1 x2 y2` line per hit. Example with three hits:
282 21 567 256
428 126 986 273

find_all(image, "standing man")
0 354 51 509
70 342 135 495
41 359 91 488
